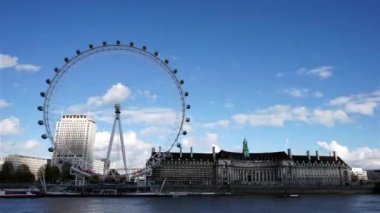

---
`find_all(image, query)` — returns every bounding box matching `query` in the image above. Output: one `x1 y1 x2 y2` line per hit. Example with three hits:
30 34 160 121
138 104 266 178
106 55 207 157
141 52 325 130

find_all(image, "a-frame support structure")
104 104 128 177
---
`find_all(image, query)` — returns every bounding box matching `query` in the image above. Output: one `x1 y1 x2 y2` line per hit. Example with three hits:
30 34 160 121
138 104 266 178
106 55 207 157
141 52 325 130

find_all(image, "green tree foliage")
89 175 100 184
0 161 15 182
0 161 35 183
15 164 35 183
37 163 74 183
61 162 74 181
44 164 61 183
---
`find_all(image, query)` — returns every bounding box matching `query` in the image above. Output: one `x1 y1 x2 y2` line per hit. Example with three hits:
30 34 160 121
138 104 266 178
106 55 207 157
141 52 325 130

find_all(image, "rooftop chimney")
180 146 182 158
333 151 337 161
316 150 320 161
152 147 155 154
287 148 292 159
307 150 310 161
159 146 161 155
212 146 216 161
190 147 193 158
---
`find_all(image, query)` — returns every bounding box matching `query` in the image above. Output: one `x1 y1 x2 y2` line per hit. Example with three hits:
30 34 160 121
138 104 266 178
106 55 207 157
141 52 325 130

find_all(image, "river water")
0 194 379 213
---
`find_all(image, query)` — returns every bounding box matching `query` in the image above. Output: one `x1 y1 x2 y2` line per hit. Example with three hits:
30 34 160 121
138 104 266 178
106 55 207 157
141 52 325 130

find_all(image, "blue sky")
0 0 379 169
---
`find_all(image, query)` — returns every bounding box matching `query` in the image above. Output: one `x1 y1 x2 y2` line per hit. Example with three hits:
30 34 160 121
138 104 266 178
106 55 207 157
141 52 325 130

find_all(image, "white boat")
0 189 43 198
279 193 301 198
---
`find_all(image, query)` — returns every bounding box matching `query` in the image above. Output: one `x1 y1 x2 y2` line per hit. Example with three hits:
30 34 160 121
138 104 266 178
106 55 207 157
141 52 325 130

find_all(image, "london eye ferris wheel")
37 40 190 178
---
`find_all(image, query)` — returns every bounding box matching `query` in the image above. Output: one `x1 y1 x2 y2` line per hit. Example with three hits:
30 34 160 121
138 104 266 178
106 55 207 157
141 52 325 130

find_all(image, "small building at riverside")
147 140 351 186
351 168 368 182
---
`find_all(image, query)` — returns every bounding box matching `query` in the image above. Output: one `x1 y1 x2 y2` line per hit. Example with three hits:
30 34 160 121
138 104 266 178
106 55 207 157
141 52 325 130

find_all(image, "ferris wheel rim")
38 41 190 173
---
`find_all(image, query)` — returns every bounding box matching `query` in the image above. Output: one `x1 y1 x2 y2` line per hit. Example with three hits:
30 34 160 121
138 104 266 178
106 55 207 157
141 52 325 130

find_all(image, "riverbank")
155 183 379 195
1 183 379 197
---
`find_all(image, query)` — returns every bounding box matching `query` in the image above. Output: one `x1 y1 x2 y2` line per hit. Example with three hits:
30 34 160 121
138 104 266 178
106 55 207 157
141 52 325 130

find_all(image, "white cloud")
0 99 11 108
232 105 295 127
138 126 173 138
87 83 131 107
224 102 234 109
282 88 323 98
0 54 40 72
311 109 351 127
139 126 161 137
313 91 324 98
123 108 178 126
15 64 40 72
298 66 334 79
138 89 157 101
0 139 45 158
230 89 380 128
65 105 180 129
345 102 377 115
317 140 380 170
0 54 17 68
329 90 380 116
24 140 41 149
202 120 230 129
317 140 350 158
181 132 220 153
283 88 309 98
0 116 20 135
330 96 351 105
94 131 153 170
232 105 351 128
291 106 309 123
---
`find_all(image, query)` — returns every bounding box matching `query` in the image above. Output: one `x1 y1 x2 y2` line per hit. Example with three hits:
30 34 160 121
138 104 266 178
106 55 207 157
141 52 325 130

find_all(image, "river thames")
0 194 379 213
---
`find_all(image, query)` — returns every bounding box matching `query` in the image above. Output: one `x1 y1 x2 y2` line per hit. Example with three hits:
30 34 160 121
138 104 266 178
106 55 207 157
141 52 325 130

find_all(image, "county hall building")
147 139 351 186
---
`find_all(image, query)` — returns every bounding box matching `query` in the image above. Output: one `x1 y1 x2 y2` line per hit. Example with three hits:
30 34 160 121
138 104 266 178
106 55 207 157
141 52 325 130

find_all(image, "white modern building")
92 159 105 174
52 115 96 170
0 157 4 170
3 155 48 180
351 168 368 182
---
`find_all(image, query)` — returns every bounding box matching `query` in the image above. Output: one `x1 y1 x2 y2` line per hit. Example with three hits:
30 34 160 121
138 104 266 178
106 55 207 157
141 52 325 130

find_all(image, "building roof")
292 155 347 165
156 152 214 161
154 150 292 161
150 150 349 166
217 150 291 161
6 154 48 161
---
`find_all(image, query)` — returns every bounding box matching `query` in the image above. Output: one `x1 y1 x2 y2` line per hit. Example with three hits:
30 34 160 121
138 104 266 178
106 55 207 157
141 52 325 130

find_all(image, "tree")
45 164 61 183
88 175 100 184
37 165 46 180
0 161 15 182
61 162 74 181
15 164 35 183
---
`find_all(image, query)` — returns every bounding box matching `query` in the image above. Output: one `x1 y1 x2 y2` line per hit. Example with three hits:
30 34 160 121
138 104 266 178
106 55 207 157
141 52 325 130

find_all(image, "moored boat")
279 193 301 198
0 189 44 198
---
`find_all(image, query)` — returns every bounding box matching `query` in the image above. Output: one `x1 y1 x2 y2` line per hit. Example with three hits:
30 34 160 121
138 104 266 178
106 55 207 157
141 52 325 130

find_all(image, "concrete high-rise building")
52 115 96 170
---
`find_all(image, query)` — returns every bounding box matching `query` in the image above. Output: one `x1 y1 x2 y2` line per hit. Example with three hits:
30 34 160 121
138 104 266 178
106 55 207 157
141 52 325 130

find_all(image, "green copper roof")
243 138 249 158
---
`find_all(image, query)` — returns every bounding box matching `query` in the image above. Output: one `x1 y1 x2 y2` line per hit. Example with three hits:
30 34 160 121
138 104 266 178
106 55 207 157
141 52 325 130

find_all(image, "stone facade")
148 148 351 186
148 152 215 185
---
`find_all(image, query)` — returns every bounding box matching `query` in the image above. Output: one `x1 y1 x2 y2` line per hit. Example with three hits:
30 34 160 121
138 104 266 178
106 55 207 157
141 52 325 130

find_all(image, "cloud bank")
317 140 380 170
0 53 40 72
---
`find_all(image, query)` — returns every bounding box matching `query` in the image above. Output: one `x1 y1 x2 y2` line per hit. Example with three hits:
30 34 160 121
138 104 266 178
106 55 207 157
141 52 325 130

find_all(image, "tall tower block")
52 115 96 169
